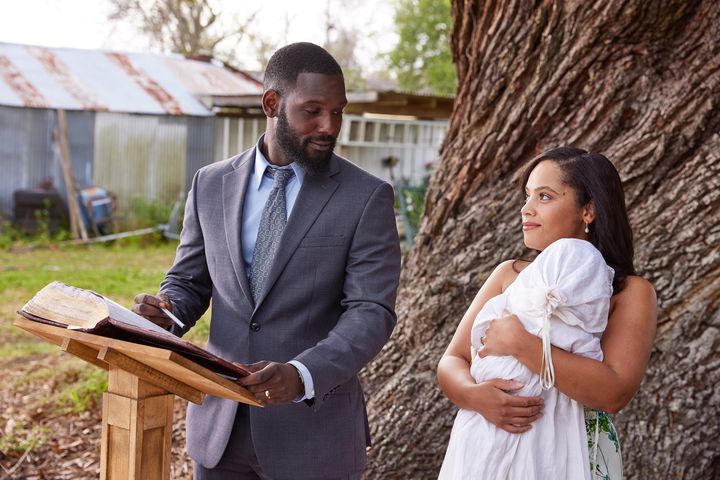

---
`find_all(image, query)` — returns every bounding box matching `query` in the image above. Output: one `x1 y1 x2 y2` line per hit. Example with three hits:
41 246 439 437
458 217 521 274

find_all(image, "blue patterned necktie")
249 167 295 302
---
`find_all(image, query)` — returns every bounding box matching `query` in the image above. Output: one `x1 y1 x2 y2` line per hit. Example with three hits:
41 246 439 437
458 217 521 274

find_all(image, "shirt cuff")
288 360 315 402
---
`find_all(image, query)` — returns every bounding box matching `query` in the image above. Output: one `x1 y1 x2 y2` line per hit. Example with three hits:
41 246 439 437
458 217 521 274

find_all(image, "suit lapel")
253 156 340 312
223 150 255 307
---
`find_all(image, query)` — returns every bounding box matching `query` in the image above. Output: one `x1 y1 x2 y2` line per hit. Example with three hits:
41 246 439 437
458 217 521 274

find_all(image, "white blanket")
439 238 614 480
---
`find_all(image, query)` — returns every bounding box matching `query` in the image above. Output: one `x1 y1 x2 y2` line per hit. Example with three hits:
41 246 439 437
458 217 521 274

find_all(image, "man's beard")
275 106 335 176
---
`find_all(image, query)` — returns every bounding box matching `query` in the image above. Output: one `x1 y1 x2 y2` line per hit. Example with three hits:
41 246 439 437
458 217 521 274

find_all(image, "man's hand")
237 361 304 405
132 293 174 329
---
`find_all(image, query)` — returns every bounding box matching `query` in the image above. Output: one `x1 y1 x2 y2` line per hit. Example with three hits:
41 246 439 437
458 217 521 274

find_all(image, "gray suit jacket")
160 146 401 479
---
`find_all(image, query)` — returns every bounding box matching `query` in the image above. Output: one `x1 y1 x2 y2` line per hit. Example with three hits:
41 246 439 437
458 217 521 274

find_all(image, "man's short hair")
264 42 343 95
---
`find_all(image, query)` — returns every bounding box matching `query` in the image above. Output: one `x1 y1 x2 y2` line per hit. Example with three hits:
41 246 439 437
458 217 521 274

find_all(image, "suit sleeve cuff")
288 360 315 402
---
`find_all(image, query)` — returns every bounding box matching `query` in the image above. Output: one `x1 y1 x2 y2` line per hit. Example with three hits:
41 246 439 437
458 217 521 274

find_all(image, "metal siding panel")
93 112 186 212
213 116 230 161
66 110 95 188
152 116 187 203
185 116 215 191
0 106 54 215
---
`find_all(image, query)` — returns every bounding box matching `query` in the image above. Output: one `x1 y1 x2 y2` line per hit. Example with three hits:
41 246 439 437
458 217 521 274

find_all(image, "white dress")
439 238 614 480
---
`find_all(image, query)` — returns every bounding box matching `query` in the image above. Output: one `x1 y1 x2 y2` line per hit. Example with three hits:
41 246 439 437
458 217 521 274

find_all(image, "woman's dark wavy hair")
520 147 636 294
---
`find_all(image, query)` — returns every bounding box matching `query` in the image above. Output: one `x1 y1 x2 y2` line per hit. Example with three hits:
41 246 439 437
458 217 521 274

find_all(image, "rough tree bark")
363 1 720 478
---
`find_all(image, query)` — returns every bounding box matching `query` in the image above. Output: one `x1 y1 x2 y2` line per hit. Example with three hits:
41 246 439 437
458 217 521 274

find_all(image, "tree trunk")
363 1 720 478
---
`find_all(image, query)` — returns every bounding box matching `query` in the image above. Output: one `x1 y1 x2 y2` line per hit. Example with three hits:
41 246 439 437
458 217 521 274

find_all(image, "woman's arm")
479 276 657 412
437 261 544 433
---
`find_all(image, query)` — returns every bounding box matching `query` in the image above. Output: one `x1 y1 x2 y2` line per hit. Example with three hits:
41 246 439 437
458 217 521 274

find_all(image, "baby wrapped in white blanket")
439 238 614 480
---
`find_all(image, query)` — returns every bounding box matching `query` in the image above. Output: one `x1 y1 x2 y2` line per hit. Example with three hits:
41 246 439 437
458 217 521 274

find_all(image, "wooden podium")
14 316 260 480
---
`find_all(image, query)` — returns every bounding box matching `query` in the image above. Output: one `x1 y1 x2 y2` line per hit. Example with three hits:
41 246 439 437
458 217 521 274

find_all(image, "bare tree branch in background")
108 0 257 58
322 0 367 91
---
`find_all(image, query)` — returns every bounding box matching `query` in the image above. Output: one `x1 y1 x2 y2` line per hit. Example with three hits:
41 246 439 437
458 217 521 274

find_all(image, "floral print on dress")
586 408 623 479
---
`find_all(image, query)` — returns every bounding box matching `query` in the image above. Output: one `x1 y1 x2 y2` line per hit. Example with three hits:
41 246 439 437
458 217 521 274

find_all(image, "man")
133 42 401 479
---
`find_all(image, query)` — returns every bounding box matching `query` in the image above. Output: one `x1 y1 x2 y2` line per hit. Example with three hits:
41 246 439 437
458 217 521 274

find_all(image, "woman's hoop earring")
584 223 590 234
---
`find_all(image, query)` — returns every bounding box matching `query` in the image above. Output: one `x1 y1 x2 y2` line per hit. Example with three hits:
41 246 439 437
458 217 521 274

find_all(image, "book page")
104 298 177 338
23 281 107 329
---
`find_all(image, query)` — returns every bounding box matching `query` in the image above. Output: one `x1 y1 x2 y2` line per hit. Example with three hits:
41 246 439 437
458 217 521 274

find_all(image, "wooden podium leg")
101 367 174 480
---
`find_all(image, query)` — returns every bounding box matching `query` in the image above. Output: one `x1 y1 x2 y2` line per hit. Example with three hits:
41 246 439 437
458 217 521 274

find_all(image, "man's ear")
582 201 596 225
262 89 281 118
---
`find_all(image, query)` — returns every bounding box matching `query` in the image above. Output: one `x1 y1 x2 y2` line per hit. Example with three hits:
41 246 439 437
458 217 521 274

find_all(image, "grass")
0 241 211 345
53 360 109 413
0 340 56 359
0 240 213 453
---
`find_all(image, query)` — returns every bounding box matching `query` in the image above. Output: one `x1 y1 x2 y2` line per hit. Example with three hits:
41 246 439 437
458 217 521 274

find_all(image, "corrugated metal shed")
0 42 451 221
94 112 187 206
0 42 264 217
0 42 262 115
0 106 96 216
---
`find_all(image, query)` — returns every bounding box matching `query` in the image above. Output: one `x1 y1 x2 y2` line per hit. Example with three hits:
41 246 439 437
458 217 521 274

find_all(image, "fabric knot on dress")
540 287 563 390
543 287 564 316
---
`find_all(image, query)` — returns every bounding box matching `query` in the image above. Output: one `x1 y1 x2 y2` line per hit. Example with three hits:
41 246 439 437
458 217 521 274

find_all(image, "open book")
19 281 250 379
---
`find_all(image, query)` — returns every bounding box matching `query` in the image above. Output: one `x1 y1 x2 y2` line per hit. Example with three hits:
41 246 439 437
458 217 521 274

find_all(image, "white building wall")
212 113 449 185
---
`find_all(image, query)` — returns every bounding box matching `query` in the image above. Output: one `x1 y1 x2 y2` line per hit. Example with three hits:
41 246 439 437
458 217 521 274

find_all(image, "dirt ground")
0 352 193 479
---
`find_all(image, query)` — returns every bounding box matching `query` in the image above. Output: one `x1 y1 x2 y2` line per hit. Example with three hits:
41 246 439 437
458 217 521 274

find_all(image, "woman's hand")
476 277 657 413
437 261 544 432
478 313 531 358
465 379 544 433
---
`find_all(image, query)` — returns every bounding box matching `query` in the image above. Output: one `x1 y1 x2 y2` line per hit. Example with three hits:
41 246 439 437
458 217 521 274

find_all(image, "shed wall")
94 112 187 209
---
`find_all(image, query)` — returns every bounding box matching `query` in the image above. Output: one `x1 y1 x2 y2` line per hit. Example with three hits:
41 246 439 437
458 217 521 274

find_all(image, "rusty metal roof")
0 42 263 116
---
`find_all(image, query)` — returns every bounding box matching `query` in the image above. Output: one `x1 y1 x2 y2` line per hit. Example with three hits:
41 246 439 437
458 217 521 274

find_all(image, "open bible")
19 281 250 379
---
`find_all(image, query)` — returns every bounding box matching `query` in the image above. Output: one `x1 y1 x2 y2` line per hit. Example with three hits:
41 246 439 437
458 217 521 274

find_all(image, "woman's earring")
584 223 590 234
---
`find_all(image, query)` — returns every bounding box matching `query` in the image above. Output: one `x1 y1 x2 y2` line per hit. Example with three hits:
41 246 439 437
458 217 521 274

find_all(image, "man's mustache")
305 135 336 143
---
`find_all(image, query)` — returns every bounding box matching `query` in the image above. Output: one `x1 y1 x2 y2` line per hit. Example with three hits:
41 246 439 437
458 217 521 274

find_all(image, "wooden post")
56 109 88 241
13 317 261 480
100 367 174 480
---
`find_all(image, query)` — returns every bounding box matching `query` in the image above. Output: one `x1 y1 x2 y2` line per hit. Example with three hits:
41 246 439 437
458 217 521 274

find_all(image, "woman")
437 147 657 478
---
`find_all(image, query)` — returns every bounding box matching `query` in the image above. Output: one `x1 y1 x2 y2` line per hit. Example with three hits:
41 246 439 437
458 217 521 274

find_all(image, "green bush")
0 205 70 249
123 196 174 230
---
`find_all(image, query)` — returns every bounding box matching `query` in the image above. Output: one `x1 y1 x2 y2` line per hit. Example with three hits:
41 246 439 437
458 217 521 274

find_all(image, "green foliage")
0 195 181 249
0 220 23 249
0 204 70 250
100 195 180 246
56 366 108 413
388 0 456 96
395 185 426 252
124 196 175 230
0 420 48 454
401 186 427 233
